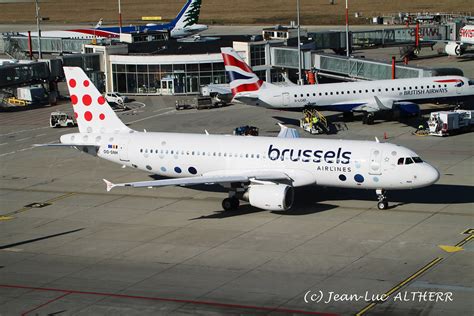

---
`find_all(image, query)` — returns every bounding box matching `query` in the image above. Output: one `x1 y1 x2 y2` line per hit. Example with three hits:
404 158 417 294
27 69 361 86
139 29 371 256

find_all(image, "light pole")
35 0 42 59
345 0 349 57
118 0 122 34
297 0 302 85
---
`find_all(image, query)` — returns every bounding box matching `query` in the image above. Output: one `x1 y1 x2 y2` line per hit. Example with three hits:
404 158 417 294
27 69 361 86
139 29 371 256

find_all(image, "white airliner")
21 0 207 40
222 47 474 124
442 25 474 56
38 67 440 211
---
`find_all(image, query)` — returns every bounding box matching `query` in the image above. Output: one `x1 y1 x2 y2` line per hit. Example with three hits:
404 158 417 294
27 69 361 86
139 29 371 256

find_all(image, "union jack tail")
221 47 265 95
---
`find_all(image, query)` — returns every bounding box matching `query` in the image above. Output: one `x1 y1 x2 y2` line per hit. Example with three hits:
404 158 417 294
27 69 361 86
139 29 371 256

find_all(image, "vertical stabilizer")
172 0 202 29
63 67 131 134
221 47 266 95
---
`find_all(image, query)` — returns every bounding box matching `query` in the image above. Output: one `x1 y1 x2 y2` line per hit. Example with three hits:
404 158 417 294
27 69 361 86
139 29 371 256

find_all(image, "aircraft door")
119 138 130 162
369 148 383 175
282 92 290 106
456 82 463 95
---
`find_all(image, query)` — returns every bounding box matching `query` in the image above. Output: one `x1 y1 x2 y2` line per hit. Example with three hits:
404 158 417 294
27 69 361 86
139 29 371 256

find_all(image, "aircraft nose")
425 164 440 185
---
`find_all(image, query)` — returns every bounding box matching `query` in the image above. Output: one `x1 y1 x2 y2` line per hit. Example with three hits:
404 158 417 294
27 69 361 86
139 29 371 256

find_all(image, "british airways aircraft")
22 0 207 39
38 67 440 211
222 48 474 124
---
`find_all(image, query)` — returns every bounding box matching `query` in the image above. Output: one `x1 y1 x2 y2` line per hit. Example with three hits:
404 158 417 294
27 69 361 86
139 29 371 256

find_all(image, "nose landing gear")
376 189 388 210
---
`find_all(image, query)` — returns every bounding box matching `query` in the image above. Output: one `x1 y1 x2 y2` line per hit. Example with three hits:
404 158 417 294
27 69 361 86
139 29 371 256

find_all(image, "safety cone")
384 132 388 140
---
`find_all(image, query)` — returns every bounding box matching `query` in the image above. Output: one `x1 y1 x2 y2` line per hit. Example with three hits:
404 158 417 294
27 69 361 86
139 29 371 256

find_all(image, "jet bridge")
307 25 449 52
270 47 434 81
2 35 94 55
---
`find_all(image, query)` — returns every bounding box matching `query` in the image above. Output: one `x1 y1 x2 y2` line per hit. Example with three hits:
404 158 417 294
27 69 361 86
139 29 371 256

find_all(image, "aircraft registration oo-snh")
37 67 440 211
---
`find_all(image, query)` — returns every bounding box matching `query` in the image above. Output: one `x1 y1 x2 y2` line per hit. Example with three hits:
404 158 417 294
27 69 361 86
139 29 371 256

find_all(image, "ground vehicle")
428 110 474 136
233 125 259 136
299 109 329 134
104 92 128 105
175 97 220 110
50 112 77 128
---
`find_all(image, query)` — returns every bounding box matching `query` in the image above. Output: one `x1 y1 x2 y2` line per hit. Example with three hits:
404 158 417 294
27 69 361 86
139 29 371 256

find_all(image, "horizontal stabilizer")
34 143 99 148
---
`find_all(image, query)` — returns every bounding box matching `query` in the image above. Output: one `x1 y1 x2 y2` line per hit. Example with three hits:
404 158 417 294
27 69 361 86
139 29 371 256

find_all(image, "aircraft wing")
104 170 292 192
351 96 395 112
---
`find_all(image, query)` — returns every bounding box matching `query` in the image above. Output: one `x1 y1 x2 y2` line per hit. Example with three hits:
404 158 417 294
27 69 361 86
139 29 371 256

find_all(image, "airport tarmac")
0 94 473 315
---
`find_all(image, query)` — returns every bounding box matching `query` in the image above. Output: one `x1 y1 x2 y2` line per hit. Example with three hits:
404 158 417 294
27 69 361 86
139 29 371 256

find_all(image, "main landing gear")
222 192 240 211
362 113 375 125
376 189 388 210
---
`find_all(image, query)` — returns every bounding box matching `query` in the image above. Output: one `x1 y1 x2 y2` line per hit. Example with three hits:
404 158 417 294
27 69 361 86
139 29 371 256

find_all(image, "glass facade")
250 44 266 66
273 48 299 69
111 62 227 95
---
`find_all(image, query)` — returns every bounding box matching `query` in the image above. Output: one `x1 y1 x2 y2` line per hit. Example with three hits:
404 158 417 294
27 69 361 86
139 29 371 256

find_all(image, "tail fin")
63 67 130 134
172 0 202 29
220 47 265 96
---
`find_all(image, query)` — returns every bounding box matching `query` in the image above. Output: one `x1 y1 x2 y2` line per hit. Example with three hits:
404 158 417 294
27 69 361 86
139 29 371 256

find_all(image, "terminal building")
1 23 463 99
83 34 287 95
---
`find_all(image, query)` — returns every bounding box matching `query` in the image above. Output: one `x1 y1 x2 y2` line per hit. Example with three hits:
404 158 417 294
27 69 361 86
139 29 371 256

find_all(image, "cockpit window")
397 158 404 165
412 157 423 163
469 80 474 86
405 157 414 165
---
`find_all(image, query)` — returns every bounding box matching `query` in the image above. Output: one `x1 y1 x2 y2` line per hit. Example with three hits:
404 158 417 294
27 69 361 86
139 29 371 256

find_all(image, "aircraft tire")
231 197 240 209
222 197 239 211
366 114 375 125
377 201 388 210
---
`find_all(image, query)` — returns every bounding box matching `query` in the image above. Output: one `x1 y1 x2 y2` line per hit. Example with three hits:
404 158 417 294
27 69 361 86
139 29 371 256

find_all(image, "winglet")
103 179 116 192
277 122 300 138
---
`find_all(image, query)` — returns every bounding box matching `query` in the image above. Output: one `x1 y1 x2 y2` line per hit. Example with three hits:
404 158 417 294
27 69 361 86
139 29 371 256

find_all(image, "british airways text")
268 145 351 164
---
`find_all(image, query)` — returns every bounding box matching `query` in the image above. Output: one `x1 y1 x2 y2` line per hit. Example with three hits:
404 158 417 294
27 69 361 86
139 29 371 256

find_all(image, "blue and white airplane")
38 67 440 211
222 47 474 124
22 0 207 39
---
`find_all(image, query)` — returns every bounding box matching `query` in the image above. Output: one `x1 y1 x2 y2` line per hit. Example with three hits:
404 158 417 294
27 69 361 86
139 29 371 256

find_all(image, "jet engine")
243 183 294 211
445 42 464 56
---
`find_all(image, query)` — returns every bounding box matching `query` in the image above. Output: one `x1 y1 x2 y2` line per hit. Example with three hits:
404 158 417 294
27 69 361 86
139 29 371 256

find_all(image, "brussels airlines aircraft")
222 47 474 124
21 0 207 39
38 67 440 211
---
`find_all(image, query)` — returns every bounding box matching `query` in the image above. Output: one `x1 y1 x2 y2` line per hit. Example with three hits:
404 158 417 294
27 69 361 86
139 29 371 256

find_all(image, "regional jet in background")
221 47 474 124
37 67 440 211
438 25 474 56
21 0 207 39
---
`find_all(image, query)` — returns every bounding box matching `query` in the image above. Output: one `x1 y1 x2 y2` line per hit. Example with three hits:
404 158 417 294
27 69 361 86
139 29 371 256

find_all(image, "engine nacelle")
445 42 464 56
244 184 294 211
